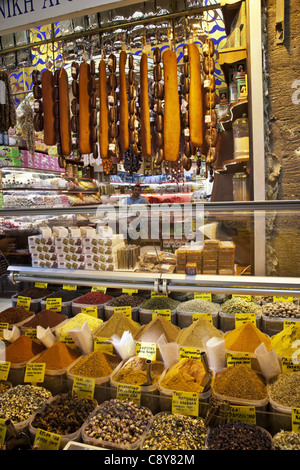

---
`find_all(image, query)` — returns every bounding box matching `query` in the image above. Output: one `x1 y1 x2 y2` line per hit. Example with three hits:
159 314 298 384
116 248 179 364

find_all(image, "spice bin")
261 300 300 335
81 399 153 450
110 358 165 413
28 393 98 450
11 292 47 314
205 421 273 450
40 289 85 317
139 308 177 326
66 351 122 404
71 291 114 320
176 299 220 329
219 310 262 332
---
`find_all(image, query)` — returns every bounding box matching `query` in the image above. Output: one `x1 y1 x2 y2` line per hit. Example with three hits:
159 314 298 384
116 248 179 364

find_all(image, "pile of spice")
94 311 140 339
21 309 67 329
272 430 300 450
141 414 208 450
4 335 45 363
212 365 267 401
44 289 84 303
140 297 180 311
220 297 261 315
0 385 52 423
112 357 164 386
0 381 10 395
106 294 145 308
177 298 219 314
268 372 300 408
55 312 102 335
73 291 113 305
0 307 34 324
32 341 81 370
17 286 53 299
177 317 223 348
83 399 153 446
225 321 271 353
69 350 121 378
271 324 300 357
134 316 180 343
263 301 300 319
206 421 272 450
160 358 208 393
31 392 96 436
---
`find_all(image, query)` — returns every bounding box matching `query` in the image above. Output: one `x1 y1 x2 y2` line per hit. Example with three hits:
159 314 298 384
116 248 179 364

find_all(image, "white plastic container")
28 394 98 450
157 369 212 418
261 314 300 336
11 293 47 314
104 304 140 323
110 359 165 414
71 300 106 320
139 308 177 326
176 308 219 329
219 310 262 332
81 404 153 450
40 292 84 317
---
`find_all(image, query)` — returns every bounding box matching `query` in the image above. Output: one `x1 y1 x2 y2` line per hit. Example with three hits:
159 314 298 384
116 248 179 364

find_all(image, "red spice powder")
73 291 113 305
5 335 45 364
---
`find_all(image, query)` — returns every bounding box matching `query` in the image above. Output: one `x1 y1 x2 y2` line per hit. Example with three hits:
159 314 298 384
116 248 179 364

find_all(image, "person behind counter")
124 184 146 205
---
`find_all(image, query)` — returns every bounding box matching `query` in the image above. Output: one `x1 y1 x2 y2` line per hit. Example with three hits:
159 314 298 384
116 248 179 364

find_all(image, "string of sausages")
32 41 219 178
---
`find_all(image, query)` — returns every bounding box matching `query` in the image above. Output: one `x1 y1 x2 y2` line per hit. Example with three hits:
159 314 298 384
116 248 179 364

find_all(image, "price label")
46 298 62 312
0 323 9 335
228 405 256 425
292 408 300 433
192 313 213 324
179 347 202 361
152 309 171 321
194 293 212 301
59 333 76 348
0 361 10 381
281 356 300 374
81 306 98 317
232 295 251 301
73 376 95 400
273 296 293 302
25 329 38 340
17 296 31 311
136 342 156 361
24 363 46 384
0 419 6 445
91 286 107 293
172 391 199 417
122 288 138 295
151 292 167 298
63 285 77 290
34 428 61 450
94 337 114 353
227 352 251 367
234 313 256 328
114 306 132 318
35 282 48 288
117 384 141 406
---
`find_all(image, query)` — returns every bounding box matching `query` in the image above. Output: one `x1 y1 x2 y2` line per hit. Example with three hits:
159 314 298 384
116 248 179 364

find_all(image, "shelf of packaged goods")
7 264 300 298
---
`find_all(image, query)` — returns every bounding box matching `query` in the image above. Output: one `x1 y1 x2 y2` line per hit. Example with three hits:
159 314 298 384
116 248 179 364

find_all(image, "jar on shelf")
233 114 249 159
233 171 250 201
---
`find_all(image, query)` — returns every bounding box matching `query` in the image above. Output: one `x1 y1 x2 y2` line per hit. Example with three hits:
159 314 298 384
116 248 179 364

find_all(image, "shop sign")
0 0 140 35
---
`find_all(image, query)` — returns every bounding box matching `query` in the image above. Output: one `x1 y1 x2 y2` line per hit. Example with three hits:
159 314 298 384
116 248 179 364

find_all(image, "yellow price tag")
59 333 76 348
63 285 77 290
136 342 156 361
194 293 212 301
0 323 9 335
232 295 251 301
273 296 293 303
227 352 252 367
114 306 132 317
292 408 300 433
35 282 48 288
94 338 114 353
172 391 199 417
34 428 61 450
0 361 10 381
91 286 107 293
152 309 171 320
235 313 256 328
24 363 46 383
117 384 141 406
81 306 98 317
281 356 300 374
0 419 7 445
72 376 95 400
179 347 202 361
228 405 256 425
46 298 62 312
151 292 167 298
192 312 213 323
17 296 31 311
122 288 138 295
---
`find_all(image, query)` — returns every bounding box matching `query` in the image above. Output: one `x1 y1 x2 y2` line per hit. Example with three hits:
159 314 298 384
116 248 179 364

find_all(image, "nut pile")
0 385 52 423
263 301 300 319
31 392 96 435
272 430 300 450
83 399 153 447
141 413 208 450
206 421 272 450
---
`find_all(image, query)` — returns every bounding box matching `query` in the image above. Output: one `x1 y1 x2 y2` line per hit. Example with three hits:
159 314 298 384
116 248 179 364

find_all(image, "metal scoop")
5 419 31 450
141 359 154 386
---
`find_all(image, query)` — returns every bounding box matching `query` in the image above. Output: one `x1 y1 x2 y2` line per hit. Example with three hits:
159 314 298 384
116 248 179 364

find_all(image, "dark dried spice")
206 421 272 450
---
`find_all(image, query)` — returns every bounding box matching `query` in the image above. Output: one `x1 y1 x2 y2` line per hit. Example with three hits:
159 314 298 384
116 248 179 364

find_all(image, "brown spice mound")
160 358 207 393
0 307 34 324
213 365 267 401
113 356 164 386
32 341 81 370
69 350 121 378
5 335 45 364
21 309 67 329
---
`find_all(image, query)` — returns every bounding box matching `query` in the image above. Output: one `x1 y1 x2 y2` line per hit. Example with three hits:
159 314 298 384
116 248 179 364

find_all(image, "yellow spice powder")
225 321 271 353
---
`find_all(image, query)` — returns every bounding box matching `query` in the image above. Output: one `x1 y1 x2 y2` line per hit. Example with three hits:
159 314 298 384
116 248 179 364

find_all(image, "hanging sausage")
57 67 72 157
181 43 192 172
139 52 151 159
203 37 218 166
118 50 129 157
99 58 112 175
153 47 164 168
188 42 203 149
40 69 56 146
78 60 93 155
32 70 43 134
107 53 119 162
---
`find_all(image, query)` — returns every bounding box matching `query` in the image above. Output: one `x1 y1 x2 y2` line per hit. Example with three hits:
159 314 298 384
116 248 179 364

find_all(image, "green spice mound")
220 297 261 315
140 297 180 311
268 372 300 408
213 365 267 401
177 298 219 313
